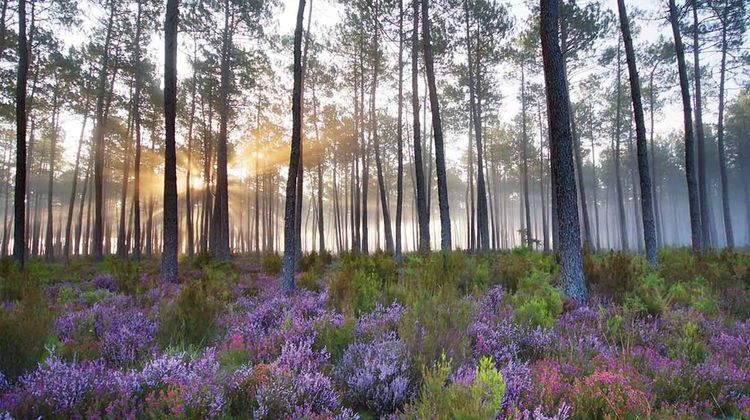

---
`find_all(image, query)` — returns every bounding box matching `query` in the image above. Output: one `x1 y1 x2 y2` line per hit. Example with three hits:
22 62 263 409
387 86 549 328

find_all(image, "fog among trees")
3 0 749 293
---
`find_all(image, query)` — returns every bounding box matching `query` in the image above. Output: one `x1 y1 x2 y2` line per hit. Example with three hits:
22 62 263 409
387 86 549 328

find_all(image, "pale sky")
57 0 747 170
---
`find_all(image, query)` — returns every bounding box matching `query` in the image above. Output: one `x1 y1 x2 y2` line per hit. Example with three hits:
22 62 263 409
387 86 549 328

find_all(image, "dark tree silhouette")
540 0 587 304
13 0 29 270
421 0 451 250
668 0 702 252
617 0 658 266
162 0 179 282
412 0 429 253
282 0 306 292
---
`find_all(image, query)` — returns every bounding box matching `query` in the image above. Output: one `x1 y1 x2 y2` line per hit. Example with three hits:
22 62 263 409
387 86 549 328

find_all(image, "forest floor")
1 248 749 418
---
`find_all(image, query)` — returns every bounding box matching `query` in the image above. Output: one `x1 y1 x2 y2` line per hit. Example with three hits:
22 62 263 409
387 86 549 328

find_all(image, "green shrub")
512 270 563 329
158 280 221 348
624 273 667 317
262 252 282 275
399 290 475 370
328 254 397 316
297 270 321 292
314 318 355 362
585 251 647 301
0 284 53 379
667 320 707 365
0 258 25 301
404 354 505 419
192 251 215 268
489 248 555 292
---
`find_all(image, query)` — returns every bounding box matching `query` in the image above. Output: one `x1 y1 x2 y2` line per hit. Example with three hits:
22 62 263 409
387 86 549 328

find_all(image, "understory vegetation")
1 249 749 418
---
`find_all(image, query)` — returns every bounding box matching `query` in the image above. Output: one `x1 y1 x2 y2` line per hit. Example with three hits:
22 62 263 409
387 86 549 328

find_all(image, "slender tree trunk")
540 0 587 303
395 0 404 261
64 101 90 261
45 88 61 261
648 72 662 248
669 0 702 251
92 0 116 262
212 0 231 260
715 8 733 248
13 0 28 269
521 63 532 248
692 1 710 250
421 0 451 250
618 0 658 265
614 41 629 251
162 0 179 281
185 45 197 259
412 0 429 253
282 0 306 292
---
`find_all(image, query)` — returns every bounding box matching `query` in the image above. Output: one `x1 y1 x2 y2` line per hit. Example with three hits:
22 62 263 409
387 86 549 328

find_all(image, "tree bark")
618 0 658 265
212 0 232 260
395 0 404 261
92 0 117 261
421 0 451 250
162 0 179 281
13 0 28 269
692 1 710 250
669 0 702 251
715 4 733 248
540 0 587 304
412 0 429 253
282 0 306 292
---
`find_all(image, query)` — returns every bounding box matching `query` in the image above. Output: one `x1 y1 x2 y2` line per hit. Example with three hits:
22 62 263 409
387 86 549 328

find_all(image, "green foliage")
192 251 215 269
398 290 475 370
490 248 555 292
584 251 647 301
0 282 53 379
328 254 397 316
262 252 282 275
667 320 707 365
0 258 26 302
314 318 355 362
220 347 252 371
404 354 505 419
25 259 63 285
624 273 667 317
512 270 563 329
158 279 221 349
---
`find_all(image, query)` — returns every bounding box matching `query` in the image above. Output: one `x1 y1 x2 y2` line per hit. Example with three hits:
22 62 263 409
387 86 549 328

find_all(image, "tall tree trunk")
13 0 28 269
614 41 628 251
559 13 592 250
537 99 550 253
540 0 587 304
92 0 116 261
282 0 306 292
132 3 144 260
648 72 662 248
212 0 231 260
162 0 179 282
412 0 429 253
715 6 733 248
520 63 532 248
359 45 369 255
618 0 658 265
185 45 197 259
45 88 60 261
395 0 404 261
64 101 90 261
669 0 702 251
117 101 134 258
464 0 488 251
692 1 710 250
421 0 451 250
